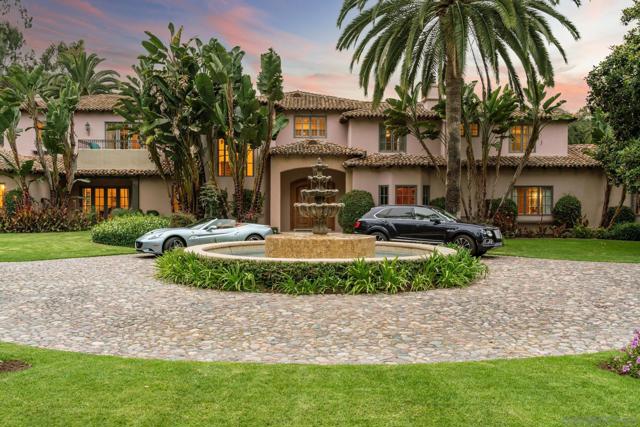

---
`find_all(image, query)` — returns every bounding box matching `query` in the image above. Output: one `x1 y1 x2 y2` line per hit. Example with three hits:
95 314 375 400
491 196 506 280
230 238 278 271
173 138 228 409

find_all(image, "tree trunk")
64 115 78 207
607 185 627 229
444 51 462 215
250 100 274 217
599 180 612 228
32 115 56 206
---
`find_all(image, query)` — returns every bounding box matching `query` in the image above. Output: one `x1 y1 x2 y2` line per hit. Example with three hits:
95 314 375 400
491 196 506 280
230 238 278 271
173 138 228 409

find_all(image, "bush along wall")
552 195 582 228
92 215 170 247
338 190 375 233
156 249 487 295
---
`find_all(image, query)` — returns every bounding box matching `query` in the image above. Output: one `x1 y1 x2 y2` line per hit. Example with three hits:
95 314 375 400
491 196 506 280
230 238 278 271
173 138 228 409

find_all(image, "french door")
82 187 130 216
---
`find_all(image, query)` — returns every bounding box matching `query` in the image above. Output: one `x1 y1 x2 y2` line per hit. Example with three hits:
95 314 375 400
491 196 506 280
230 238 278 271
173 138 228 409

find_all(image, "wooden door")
290 178 336 231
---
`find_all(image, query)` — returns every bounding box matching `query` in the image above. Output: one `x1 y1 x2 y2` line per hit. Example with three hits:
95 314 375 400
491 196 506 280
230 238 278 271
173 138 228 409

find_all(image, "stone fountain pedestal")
265 233 376 259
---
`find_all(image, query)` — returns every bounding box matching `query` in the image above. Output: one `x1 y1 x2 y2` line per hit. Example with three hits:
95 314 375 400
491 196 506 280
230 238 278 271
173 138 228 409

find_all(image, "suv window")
378 207 414 219
414 207 441 221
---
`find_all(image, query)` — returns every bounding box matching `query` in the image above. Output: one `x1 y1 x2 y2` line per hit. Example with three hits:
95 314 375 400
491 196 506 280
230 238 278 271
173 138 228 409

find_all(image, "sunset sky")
18 0 634 111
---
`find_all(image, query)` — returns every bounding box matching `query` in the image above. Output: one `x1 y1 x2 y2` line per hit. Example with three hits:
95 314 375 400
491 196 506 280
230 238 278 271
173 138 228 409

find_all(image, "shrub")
199 185 228 218
429 197 446 210
146 210 160 216
606 222 640 241
92 215 170 247
552 195 582 227
0 205 95 233
338 190 375 233
604 206 636 226
156 249 487 295
169 211 197 228
604 330 640 379
489 198 518 232
231 189 261 220
109 208 137 218
3 188 23 215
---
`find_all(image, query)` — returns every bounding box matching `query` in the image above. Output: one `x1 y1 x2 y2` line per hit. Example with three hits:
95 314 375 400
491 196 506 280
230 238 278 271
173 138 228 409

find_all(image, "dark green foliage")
169 212 197 228
552 195 582 227
429 197 446 210
91 215 170 247
109 208 135 218
156 249 487 295
199 185 228 219
606 222 640 241
338 190 375 233
231 189 261 220
604 206 636 225
0 206 94 233
489 198 518 231
3 188 22 215
146 210 160 216
568 108 592 145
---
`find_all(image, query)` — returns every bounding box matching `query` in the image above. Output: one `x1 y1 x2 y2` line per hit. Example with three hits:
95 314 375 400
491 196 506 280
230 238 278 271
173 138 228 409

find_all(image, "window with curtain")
218 139 254 177
460 123 479 137
378 185 389 205
395 185 417 205
510 125 532 153
379 124 406 152
294 115 327 138
511 186 553 215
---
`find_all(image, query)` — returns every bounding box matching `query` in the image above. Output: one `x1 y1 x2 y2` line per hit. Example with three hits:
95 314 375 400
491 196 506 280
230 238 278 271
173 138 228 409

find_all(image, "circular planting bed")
156 241 487 295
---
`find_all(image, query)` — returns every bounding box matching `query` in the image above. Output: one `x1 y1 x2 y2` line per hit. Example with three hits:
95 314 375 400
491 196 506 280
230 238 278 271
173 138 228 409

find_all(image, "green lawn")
0 343 638 426
0 231 134 262
492 238 640 263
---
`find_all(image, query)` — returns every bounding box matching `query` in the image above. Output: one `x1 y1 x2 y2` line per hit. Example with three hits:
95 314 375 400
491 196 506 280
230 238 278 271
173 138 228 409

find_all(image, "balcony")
78 139 143 150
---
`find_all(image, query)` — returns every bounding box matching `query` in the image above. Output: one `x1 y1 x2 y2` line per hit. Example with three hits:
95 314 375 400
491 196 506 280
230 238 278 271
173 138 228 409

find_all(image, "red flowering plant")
605 329 640 378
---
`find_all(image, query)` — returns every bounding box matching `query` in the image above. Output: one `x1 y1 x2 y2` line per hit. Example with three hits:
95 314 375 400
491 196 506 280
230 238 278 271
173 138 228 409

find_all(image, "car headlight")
143 232 164 240
482 229 494 237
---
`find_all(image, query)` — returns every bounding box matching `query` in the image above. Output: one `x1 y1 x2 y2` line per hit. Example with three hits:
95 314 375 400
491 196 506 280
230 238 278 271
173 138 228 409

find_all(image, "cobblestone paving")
0 255 638 364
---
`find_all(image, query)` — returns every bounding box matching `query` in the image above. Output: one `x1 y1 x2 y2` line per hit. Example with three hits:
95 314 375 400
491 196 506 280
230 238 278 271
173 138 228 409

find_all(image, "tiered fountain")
265 158 376 259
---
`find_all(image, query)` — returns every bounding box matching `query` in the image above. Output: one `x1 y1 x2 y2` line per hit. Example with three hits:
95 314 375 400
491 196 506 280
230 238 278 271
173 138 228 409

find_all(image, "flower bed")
604 330 640 379
156 249 487 295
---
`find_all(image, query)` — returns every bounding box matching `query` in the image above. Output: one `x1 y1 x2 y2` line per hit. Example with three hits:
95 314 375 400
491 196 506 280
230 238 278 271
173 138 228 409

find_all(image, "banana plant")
0 102 35 207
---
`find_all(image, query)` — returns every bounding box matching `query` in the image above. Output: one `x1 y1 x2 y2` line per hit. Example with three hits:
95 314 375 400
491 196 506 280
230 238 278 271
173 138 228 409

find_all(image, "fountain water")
294 158 343 235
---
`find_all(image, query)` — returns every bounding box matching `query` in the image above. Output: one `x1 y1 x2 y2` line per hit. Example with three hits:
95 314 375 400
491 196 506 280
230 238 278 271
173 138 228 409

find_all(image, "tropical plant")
338 190 375 233
337 0 580 214
0 102 34 205
0 204 94 233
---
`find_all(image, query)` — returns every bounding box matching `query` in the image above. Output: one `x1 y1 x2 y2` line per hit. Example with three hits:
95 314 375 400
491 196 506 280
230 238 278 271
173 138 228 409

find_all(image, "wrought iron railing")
78 139 144 150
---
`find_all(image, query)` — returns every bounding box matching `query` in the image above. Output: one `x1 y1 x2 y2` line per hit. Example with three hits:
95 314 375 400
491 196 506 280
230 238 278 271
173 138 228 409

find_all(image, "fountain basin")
185 240 456 263
265 232 375 259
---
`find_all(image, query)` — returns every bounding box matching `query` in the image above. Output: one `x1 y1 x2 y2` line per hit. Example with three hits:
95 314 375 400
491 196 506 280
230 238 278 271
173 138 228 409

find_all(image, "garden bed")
156 249 487 295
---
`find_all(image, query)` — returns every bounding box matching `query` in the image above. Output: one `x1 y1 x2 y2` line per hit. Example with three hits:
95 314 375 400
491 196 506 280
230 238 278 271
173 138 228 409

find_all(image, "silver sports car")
135 218 274 255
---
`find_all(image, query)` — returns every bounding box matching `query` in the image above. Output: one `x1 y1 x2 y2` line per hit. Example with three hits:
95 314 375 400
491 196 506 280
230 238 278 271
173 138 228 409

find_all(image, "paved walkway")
0 255 638 364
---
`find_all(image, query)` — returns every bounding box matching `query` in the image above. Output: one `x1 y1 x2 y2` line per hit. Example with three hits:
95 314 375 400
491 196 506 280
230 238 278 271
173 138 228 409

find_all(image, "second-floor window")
105 122 140 149
460 123 479 138
379 125 407 152
512 186 553 215
294 115 327 138
218 139 254 177
510 125 532 153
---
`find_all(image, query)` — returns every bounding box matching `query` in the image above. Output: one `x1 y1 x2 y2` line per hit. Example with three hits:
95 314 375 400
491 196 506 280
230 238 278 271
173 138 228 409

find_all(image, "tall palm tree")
337 0 580 213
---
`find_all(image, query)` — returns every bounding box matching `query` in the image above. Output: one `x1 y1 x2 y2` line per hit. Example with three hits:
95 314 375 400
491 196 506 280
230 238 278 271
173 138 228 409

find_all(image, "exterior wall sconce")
85 122 91 135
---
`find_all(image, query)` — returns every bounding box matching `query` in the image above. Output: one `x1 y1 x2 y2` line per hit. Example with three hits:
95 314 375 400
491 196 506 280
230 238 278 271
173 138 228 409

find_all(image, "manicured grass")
0 343 638 426
492 238 640 263
0 231 134 262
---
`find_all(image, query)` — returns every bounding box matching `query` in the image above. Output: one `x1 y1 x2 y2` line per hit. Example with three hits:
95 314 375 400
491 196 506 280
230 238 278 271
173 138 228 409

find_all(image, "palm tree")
337 0 580 213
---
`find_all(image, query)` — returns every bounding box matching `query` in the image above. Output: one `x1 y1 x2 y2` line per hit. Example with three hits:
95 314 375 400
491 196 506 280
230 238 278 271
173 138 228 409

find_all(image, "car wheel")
453 234 478 255
245 234 264 241
370 231 389 241
162 237 185 253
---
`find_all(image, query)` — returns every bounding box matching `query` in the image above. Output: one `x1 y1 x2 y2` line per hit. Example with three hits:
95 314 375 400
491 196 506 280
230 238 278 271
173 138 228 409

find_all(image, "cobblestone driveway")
0 255 638 364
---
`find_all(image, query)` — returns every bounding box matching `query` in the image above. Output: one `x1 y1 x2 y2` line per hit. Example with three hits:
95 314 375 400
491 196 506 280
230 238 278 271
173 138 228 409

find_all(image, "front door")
290 178 336 231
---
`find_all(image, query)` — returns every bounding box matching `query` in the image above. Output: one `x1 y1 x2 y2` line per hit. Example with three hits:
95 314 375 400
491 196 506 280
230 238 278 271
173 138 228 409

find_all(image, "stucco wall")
77 149 156 171
350 168 444 205
347 118 442 155
273 112 347 147
139 177 173 215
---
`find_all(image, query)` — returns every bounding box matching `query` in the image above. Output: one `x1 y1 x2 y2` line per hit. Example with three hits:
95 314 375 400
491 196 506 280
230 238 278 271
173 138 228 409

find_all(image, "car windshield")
432 207 458 222
186 218 217 230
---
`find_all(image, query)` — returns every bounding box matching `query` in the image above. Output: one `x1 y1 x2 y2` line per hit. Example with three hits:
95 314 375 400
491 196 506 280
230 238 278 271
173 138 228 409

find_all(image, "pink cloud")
57 0 105 18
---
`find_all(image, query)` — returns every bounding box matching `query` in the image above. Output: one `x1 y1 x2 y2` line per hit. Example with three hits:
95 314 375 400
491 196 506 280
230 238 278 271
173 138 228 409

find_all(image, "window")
511 186 553 215
105 122 139 149
422 185 430 205
395 185 417 205
460 123 479 138
378 207 414 219
82 187 130 216
379 125 406 152
414 206 440 221
510 125 531 153
0 183 4 209
294 115 327 138
378 185 389 205
218 139 254 177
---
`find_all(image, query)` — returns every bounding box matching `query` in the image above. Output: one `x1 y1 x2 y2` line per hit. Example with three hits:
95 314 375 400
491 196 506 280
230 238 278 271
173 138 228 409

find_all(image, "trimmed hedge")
607 222 640 241
552 195 582 227
338 190 375 233
604 206 636 226
92 215 170 247
156 249 487 295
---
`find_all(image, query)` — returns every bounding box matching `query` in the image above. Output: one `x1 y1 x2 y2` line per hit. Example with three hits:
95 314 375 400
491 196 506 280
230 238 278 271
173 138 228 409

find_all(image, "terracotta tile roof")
340 103 438 120
273 91 371 112
24 94 125 112
344 144 599 169
512 108 575 122
270 139 366 158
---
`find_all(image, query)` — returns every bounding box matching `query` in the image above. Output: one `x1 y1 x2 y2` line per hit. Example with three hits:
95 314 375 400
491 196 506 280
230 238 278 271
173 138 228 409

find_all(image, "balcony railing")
78 139 144 150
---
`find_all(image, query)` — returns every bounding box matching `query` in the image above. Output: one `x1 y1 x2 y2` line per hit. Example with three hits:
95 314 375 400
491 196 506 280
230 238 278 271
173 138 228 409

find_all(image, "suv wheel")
370 231 389 241
453 234 478 255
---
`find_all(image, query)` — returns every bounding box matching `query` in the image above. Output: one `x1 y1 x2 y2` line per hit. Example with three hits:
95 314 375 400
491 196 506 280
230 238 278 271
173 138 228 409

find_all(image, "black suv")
354 205 503 255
